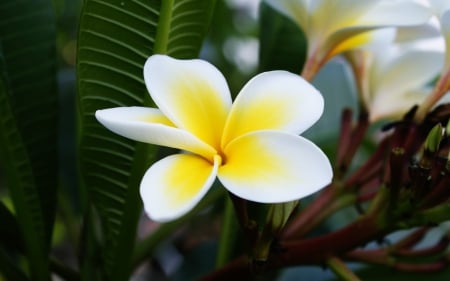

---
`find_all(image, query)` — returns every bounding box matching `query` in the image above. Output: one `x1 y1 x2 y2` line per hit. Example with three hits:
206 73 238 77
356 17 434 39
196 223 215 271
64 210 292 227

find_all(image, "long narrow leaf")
0 247 29 281
0 202 23 253
0 202 26 280
0 0 58 247
259 2 307 73
0 50 51 281
77 0 216 280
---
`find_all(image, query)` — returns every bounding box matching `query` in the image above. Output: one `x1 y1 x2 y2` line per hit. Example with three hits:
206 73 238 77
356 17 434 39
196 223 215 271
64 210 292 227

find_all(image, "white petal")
311 0 377 35
222 71 324 146
395 21 442 44
355 28 396 51
372 49 444 97
359 1 431 27
326 1 431 54
370 88 430 121
144 55 231 149
218 131 332 203
442 10 450 66
140 153 220 222
95 107 216 159
428 0 450 18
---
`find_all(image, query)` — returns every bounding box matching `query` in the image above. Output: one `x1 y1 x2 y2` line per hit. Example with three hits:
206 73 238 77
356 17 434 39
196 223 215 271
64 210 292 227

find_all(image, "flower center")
217 150 227 165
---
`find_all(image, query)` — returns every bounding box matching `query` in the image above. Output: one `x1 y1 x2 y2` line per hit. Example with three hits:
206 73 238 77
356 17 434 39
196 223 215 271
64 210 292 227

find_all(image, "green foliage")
76 0 216 280
259 2 307 74
0 0 58 280
2 1 450 280
0 0 58 244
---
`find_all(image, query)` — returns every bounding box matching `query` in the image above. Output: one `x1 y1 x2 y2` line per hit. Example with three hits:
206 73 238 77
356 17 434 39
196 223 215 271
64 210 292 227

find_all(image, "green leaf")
258 2 307 73
0 246 29 281
0 2 58 241
0 50 51 281
76 0 216 280
0 202 28 281
0 0 57 279
0 202 23 253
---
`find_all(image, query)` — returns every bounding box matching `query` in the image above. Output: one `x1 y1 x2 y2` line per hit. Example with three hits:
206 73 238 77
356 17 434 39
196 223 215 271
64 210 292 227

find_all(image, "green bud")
446 119 450 136
425 123 443 154
252 201 299 262
266 201 298 235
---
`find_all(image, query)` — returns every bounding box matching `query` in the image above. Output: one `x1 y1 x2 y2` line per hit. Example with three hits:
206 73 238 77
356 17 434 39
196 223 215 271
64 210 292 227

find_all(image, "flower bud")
421 124 443 169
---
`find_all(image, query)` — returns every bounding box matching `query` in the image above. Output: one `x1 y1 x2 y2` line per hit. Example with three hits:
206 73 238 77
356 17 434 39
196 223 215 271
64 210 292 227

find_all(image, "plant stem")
327 256 361 281
228 193 260 250
280 215 388 265
215 196 238 268
341 113 369 170
344 138 389 188
300 50 322 81
199 215 390 281
401 203 450 227
336 108 354 174
416 67 450 121
281 185 335 239
153 0 174 54
282 186 355 239
345 249 391 266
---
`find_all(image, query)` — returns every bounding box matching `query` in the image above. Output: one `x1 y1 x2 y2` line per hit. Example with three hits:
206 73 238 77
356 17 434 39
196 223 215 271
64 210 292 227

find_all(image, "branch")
199 215 389 281
327 256 361 281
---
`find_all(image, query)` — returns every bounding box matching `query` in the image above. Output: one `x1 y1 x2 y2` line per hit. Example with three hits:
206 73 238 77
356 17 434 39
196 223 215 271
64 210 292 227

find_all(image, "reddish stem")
394 261 447 273
346 249 448 273
336 108 354 173
421 170 450 208
416 67 450 121
342 113 369 170
199 215 389 281
395 236 449 257
392 227 429 250
335 110 369 176
345 249 388 265
344 138 389 188
281 184 337 239
357 177 382 203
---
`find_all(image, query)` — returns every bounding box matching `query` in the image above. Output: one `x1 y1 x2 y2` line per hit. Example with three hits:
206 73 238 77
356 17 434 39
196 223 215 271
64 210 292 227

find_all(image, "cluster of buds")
385 104 450 227
200 107 450 281
200 1 450 279
94 0 450 279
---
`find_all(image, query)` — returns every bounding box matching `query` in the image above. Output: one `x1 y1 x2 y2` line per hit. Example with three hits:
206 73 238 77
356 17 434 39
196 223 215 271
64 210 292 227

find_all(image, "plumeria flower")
427 0 450 65
264 0 432 80
415 0 450 119
96 55 332 222
345 27 445 122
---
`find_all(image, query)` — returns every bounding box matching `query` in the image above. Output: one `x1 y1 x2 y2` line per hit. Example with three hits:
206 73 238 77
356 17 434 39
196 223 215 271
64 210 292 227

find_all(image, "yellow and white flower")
264 0 432 80
427 0 450 65
410 0 450 120
96 55 332 222
345 28 445 122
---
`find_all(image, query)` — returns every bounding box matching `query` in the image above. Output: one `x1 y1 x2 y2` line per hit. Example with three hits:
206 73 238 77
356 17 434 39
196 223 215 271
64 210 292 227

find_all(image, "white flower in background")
96 55 332 222
345 27 445 122
427 0 450 65
264 0 432 80
414 0 450 120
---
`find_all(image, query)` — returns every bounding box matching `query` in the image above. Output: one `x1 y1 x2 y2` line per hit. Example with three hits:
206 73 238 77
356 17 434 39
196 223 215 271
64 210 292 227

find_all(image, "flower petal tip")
218 131 332 204
140 154 219 222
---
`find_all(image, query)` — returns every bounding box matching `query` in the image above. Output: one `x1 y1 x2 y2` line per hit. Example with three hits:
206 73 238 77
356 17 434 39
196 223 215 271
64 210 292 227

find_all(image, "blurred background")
3 0 450 280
